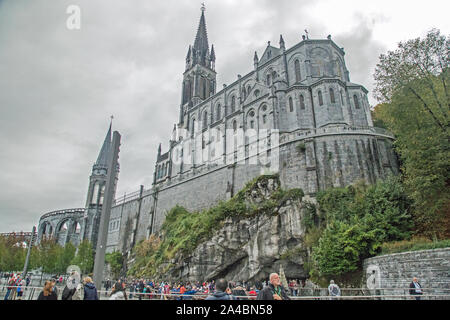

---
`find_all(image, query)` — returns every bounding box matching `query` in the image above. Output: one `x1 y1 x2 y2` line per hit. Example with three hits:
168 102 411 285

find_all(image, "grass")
379 237 450 255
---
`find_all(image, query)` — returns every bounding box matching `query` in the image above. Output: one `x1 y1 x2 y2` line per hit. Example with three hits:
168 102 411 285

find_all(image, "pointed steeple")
210 44 215 62
279 34 285 50
192 6 211 68
193 8 209 54
95 123 112 167
254 51 259 70
186 45 192 61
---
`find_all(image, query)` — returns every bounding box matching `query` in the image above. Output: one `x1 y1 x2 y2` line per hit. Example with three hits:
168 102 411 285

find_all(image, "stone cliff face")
156 176 312 282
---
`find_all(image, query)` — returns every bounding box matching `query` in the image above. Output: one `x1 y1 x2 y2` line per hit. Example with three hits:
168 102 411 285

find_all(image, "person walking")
4 275 16 300
409 277 423 300
37 281 58 300
109 281 128 300
256 273 290 300
61 274 77 300
205 279 235 300
328 280 341 299
83 277 99 300
16 278 25 300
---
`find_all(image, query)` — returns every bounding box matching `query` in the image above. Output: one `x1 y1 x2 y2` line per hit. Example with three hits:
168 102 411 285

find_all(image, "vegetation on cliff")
303 176 413 285
127 174 304 278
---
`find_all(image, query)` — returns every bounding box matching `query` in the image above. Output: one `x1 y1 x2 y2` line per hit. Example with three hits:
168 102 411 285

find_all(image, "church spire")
192 5 212 68
95 122 112 167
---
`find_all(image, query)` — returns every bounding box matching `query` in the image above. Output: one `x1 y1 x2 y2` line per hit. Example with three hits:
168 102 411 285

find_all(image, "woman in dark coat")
37 281 58 300
83 277 99 300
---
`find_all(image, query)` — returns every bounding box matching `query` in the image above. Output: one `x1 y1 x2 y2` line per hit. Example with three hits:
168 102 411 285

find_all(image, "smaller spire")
186 45 191 61
254 51 259 63
279 34 285 50
210 44 215 61
158 143 161 156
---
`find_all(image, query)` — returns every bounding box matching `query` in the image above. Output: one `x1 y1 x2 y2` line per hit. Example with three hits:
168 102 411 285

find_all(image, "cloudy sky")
0 0 448 233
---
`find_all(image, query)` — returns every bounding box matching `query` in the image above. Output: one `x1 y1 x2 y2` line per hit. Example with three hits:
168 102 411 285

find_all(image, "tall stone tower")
81 122 119 250
179 6 216 125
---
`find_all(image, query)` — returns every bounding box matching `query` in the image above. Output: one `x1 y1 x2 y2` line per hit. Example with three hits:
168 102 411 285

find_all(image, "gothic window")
300 95 305 110
329 88 336 104
202 77 207 99
262 105 267 112
164 163 168 176
91 182 100 204
250 120 254 129
340 90 344 105
191 118 196 136
353 94 360 109
266 74 271 86
289 97 294 112
99 184 105 205
233 120 237 133
216 104 221 121
254 89 260 98
75 222 81 234
263 115 267 124
318 90 323 106
203 111 208 129
295 60 301 82
231 96 236 113
247 86 251 97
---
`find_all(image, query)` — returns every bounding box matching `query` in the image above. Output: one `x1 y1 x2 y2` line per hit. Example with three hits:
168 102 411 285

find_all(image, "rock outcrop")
156 176 312 282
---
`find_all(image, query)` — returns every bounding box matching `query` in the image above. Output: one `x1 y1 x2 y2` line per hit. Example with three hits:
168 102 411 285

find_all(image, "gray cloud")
0 0 436 232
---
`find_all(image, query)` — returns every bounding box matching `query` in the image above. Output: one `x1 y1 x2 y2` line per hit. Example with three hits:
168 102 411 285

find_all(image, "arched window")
191 118 196 136
289 97 294 112
353 95 360 109
340 90 344 105
202 78 207 99
164 163 168 176
91 182 99 204
203 111 208 129
216 104 221 121
329 88 335 103
75 222 81 234
295 60 301 82
99 184 105 205
266 74 271 86
233 120 237 133
318 90 323 106
300 95 305 110
231 96 236 113
247 86 251 97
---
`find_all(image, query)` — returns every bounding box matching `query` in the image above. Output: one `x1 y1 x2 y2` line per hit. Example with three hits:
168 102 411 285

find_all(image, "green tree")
105 251 123 279
56 242 76 274
373 29 450 237
71 240 94 275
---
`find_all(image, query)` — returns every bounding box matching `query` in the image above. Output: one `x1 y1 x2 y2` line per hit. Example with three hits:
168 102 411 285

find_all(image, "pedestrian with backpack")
328 280 341 299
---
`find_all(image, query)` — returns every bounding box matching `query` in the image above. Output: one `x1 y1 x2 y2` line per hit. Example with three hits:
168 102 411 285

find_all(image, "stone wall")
363 248 450 299
106 129 399 259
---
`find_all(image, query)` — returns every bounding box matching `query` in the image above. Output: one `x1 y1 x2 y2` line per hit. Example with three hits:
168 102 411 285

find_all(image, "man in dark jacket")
409 277 423 300
205 279 235 300
256 273 290 300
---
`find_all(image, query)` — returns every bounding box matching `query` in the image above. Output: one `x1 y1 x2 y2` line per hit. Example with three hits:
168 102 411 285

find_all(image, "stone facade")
363 248 450 299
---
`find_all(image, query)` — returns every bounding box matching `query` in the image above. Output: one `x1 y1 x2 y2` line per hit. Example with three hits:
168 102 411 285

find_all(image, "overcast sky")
0 0 448 233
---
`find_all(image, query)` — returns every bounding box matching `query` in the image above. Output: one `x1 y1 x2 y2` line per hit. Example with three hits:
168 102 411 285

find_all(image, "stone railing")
279 125 394 144
39 208 85 221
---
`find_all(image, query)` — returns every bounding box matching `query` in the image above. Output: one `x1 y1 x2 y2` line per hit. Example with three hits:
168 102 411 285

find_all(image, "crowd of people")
2 271 425 300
